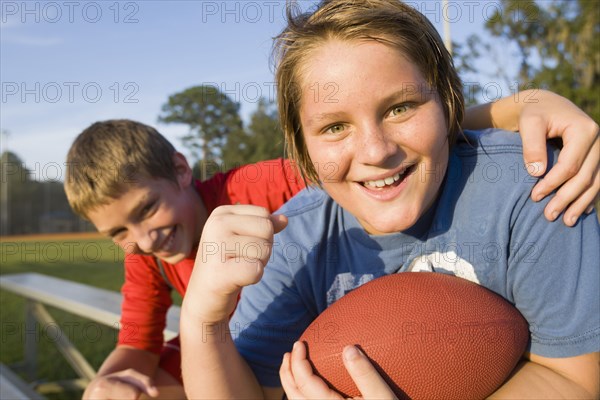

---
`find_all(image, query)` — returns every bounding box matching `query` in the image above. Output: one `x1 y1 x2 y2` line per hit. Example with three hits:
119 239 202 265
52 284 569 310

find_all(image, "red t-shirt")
118 159 305 353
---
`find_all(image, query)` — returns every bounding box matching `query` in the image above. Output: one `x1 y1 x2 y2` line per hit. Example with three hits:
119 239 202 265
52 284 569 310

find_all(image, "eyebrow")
99 226 120 236
305 85 431 127
130 192 153 217
379 85 430 105
306 111 347 126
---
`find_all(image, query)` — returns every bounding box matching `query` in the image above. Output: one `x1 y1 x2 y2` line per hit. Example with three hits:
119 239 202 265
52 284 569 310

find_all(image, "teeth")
364 172 402 188
162 230 175 251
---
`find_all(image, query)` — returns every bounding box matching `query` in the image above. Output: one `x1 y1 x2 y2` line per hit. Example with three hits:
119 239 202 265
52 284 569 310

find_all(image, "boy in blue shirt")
181 1 599 398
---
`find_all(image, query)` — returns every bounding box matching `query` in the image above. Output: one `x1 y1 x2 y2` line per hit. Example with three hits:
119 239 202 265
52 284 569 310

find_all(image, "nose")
129 226 159 254
355 123 398 166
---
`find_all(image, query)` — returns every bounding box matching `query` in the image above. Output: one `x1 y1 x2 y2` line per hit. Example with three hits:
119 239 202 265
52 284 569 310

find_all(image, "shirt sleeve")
506 173 600 358
118 254 173 354
452 130 600 358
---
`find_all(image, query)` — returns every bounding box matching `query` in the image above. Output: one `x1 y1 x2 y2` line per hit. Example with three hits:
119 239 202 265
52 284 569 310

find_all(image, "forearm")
180 316 264 399
489 359 598 399
82 346 161 399
463 91 536 132
96 345 160 377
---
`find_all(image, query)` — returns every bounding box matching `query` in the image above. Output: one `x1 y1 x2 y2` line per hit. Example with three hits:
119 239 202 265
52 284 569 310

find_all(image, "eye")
324 124 346 135
109 228 126 241
141 200 157 217
389 103 412 117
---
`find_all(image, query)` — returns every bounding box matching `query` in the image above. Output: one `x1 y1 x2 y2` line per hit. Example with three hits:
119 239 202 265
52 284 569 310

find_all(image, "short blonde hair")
64 119 177 218
273 0 464 183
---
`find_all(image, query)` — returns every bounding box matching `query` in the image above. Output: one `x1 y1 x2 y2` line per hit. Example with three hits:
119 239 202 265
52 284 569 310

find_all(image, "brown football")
299 272 528 399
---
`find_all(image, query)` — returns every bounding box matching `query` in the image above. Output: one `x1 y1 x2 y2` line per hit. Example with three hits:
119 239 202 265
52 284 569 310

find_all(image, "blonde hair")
64 119 177 218
274 0 464 183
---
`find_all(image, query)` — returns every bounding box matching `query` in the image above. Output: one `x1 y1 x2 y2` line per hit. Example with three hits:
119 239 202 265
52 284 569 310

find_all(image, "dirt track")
0 231 105 242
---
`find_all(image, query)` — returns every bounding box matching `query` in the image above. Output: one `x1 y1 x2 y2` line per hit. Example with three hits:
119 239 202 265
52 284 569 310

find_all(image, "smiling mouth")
362 165 415 189
157 226 177 254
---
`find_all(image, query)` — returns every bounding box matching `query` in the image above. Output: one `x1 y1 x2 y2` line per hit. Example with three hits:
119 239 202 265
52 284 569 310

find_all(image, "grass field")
1 234 131 399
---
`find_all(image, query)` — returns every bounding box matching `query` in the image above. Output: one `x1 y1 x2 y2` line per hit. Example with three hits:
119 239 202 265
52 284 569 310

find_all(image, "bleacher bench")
0 363 45 400
0 272 180 395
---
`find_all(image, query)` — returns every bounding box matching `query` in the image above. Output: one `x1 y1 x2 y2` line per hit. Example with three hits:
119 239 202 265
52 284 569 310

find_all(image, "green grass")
0 237 126 399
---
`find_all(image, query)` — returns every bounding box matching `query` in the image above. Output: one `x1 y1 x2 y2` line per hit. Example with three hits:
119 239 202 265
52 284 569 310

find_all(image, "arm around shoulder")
463 90 599 225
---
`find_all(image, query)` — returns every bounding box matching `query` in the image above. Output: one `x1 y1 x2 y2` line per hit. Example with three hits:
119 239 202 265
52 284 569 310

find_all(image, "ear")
172 152 193 189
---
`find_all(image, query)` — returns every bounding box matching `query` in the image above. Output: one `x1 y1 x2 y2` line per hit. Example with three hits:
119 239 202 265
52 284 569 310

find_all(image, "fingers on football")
280 341 342 400
342 346 398 400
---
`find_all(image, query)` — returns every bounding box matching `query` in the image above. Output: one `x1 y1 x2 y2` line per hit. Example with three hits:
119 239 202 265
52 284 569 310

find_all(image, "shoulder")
199 159 306 212
437 129 549 236
446 128 556 198
225 159 292 183
276 186 331 218
273 187 340 262
457 128 524 150
454 128 558 163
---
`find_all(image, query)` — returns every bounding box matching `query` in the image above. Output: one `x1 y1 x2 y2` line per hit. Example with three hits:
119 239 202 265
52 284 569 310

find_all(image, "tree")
221 98 285 167
462 0 599 121
452 36 485 107
159 85 244 163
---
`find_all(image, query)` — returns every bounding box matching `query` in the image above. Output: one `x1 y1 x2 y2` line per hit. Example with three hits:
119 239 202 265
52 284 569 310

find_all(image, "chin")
362 211 422 235
160 252 187 265
364 220 412 235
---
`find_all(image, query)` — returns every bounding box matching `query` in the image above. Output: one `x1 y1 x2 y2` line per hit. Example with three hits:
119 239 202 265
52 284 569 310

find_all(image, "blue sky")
1 1 510 181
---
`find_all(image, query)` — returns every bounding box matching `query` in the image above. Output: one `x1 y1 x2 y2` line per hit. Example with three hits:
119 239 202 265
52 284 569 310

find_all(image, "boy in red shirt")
65 114 597 399
65 119 304 399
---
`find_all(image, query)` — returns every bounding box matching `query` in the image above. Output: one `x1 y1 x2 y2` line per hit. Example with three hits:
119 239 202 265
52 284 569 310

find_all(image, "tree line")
1 0 597 235
0 151 93 235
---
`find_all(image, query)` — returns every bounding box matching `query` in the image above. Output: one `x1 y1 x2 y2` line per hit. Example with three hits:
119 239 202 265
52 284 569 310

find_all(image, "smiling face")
87 154 206 264
299 39 449 235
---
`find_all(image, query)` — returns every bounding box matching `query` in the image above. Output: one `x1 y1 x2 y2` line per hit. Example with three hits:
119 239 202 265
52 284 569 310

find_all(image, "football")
299 272 529 399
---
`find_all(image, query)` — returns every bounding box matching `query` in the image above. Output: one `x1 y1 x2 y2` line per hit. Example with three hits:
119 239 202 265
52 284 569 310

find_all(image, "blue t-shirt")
230 129 600 387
